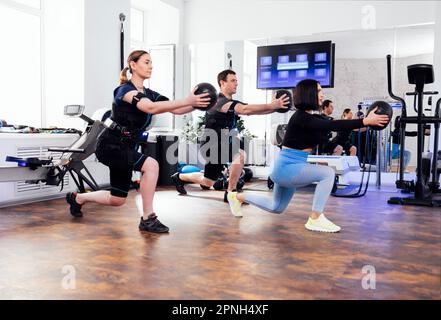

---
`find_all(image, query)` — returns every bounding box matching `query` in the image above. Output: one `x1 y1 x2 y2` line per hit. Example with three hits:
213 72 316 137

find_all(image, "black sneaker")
139 214 169 233
171 172 187 195
66 192 83 217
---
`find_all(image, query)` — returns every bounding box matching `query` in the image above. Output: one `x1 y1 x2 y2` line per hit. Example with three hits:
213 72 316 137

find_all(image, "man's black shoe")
139 214 169 233
171 172 187 195
66 192 83 217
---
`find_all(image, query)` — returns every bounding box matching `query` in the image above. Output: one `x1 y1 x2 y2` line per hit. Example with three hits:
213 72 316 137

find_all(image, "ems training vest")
111 81 168 139
204 93 243 132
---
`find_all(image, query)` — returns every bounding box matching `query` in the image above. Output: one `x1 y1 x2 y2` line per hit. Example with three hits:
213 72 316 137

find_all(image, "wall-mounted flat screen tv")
257 41 335 89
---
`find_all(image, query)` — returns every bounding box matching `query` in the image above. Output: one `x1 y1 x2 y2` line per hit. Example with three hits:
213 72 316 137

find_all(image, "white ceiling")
131 1 434 59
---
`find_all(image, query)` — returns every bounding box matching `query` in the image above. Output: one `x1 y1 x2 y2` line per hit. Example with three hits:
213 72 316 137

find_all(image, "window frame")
0 0 44 127
130 5 176 132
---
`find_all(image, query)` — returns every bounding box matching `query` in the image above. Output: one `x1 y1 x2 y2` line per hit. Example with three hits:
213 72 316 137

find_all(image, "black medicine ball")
193 83 218 111
275 89 293 113
366 101 393 131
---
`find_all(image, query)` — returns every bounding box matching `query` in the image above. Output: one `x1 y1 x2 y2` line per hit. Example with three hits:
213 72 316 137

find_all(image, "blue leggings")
244 149 335 214
391 143 411 170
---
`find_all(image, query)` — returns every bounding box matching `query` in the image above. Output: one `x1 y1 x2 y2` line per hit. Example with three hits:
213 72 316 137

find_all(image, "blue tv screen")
257 41 335 89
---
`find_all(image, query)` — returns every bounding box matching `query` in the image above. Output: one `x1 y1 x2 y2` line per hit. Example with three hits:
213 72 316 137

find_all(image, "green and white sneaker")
304 214 341 233
227 191 243 218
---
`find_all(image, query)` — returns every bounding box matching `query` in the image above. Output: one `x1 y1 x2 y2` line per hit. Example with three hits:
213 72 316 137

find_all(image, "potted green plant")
179 115 205 166
179 115 257 165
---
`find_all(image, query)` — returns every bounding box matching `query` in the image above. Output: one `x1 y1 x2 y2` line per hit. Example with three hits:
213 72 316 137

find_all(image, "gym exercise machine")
0 105 104 193
386 55 441 207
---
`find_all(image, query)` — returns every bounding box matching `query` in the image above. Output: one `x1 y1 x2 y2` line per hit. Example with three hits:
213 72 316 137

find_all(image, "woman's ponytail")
119 67 130 85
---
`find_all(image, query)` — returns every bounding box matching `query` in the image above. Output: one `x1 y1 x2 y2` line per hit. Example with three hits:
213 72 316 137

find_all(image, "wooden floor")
0 181 439 300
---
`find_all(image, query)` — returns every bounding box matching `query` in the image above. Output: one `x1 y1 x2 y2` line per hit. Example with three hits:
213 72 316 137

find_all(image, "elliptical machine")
386 55 441 207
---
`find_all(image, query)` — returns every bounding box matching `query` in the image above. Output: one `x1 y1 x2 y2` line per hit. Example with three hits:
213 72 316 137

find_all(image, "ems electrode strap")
103 118 128 135
103 118 156 143
132 92 146 107
229 101 239 111
103 118 119 130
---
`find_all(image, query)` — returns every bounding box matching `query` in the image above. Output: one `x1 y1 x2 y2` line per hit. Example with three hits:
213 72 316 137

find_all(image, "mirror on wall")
187 24 435 166
265 25 433 166
243 24 434 118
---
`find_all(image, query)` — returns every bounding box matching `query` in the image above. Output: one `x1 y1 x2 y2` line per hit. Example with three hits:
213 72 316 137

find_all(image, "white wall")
84 0 131 118
243 40 269 139
144 0 179 45
324 54 434 114
434 3 441 98
181 0 438 116
432 2 441 153
182 41 225 128
325 54 434 167
174 0 188 131
44 0 84 129
132 0 189 131
155 0 186 100
183 0 436 44
181 1 439 168
224 41 245 99
41 0 440 163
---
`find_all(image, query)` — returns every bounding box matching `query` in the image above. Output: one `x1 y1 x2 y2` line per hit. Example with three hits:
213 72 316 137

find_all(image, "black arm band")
228 101 238 112
229 100 247 112
132 92 146 107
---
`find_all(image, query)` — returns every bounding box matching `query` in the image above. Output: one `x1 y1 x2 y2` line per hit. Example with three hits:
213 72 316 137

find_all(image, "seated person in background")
331 108 357 156
390 116 417 171
317 100 344 155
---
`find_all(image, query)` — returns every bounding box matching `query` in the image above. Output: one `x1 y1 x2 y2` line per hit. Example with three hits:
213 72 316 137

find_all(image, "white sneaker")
227 191 243 218
304 214 341 233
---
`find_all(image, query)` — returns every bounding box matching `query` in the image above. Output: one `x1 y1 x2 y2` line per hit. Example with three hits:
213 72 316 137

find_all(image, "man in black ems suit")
171 69 288 217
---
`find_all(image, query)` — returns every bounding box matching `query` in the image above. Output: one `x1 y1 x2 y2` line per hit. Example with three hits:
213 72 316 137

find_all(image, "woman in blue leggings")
227 79 390 232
